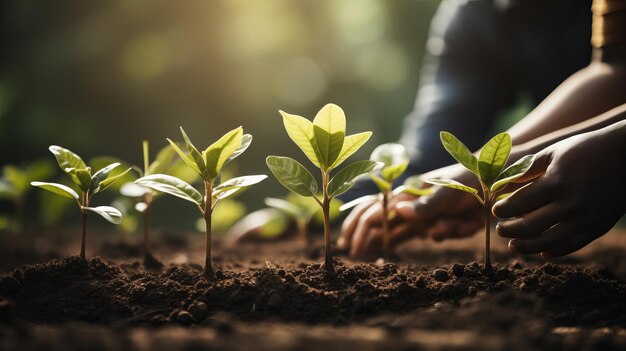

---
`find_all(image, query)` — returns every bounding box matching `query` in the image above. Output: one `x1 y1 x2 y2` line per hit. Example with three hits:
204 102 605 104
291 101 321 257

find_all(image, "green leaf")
31 181 79 200
226 134 252 164
339 194 378 211
266 156 318 198
178 127 207 175
371 174 391 192
424 178 482 203
49 145 87 171
313 103 346 169
331 132 372 169
440 132 479 175
495 192 513 202
328 160 383 198
83 206 123 224
135 174 202 205
65 167 92 192
478 132 511 186
148 143 177 175
392 185 433 197
96 167 133 194
280 111 322 168
167 138 202 176
120 182 150 197
212 174 267 199
90 162 120 194
264 197 303 218
203 126 243 179
370 143 410 182
490 154 535 192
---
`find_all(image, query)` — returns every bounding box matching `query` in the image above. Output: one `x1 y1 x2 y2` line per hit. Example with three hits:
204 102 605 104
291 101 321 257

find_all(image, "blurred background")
0 0 443 233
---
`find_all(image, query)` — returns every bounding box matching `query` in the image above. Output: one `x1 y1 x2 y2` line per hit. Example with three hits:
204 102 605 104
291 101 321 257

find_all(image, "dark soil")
1 230 626 351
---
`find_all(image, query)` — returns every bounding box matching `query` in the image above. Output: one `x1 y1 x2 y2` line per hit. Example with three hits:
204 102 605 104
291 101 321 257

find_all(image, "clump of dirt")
1 256 625 329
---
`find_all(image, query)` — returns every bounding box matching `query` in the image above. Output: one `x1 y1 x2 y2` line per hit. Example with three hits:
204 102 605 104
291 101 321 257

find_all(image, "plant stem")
483 190 492 271
321 172 334 273
381 190 391 259
80 192 89 260
80 209 87 260
204 180 213 275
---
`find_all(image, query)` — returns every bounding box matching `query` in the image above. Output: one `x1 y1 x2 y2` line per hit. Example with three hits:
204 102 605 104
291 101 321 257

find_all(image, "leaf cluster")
426 132 535 203
31 146 132 224
266 103 382 203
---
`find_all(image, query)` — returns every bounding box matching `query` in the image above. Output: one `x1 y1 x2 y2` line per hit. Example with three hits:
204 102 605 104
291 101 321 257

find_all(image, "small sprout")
120 141 199 266
264 193 343 246
31 146 132 259
135 127 266 275
339 143 432 258
426 132 534 270
0 160 54 232
266 103 382 273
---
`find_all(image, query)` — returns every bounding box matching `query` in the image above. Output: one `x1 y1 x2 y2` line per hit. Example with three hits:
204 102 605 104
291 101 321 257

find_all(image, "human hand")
493 122 626 258
337 163 484 258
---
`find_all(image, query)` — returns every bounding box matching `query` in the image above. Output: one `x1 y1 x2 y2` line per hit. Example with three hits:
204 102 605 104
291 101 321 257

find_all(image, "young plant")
120 141 199 266
266 103 382 273
339 143 432 258
0 160 54 232
31 146 132 259
264 193 342 246
426 132 534 270
135 127 266 275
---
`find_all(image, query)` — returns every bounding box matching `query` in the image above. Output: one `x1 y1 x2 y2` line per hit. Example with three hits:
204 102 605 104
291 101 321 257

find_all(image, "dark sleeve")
399 0 517 175
339 0 518 202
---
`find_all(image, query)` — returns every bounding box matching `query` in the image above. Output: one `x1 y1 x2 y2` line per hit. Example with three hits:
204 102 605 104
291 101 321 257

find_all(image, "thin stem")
482 186 493 271
381 190 390 259
321 171 334 273
204 180 213 275
80 192 89 260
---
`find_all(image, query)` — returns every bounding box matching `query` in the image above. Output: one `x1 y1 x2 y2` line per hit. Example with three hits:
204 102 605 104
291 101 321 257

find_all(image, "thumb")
511 149 553 183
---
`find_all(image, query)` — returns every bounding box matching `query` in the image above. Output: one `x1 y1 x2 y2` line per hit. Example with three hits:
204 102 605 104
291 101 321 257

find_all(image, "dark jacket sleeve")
400 0 517 175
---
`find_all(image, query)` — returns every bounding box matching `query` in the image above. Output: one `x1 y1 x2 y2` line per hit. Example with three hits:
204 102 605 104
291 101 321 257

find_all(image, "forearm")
511 103 626 158
507 62 626 145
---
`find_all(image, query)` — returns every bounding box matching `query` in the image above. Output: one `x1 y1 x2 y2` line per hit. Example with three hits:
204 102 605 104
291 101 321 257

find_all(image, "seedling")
31 146 132 259
426 132 534 270
120 141 199 266
264 193 342 246
339 143 432 258
266 103 382 273
0 160 54 232
135 127 266 275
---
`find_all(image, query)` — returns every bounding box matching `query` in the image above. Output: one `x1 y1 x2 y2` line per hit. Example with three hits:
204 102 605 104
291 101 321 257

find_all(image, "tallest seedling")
267 104 382 273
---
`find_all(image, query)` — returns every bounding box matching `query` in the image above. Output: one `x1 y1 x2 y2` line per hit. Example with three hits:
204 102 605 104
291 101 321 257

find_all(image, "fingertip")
337 237 346 249
508 239 519 254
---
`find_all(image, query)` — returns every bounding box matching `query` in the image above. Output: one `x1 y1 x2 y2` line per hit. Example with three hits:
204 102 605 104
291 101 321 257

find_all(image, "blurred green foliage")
0 0 440 230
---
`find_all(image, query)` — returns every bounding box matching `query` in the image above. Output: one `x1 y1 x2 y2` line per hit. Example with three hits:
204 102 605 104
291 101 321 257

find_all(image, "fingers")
508 221 579 255
496 202 565 239
492 177 556 218
338 201 376 249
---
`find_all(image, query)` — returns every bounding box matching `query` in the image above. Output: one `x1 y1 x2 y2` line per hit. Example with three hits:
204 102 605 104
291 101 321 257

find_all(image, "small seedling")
120 141 199 266
426 132 534 270
339 143 432 258
31 146 132 259
0 160 54 232
266 103 382 273
135 127 266 275
264 193 342 246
